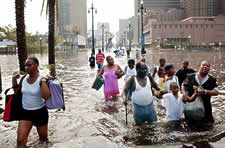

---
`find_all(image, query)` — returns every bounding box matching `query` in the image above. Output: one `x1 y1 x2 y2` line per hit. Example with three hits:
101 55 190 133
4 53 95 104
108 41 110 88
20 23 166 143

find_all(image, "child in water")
162 82 185 121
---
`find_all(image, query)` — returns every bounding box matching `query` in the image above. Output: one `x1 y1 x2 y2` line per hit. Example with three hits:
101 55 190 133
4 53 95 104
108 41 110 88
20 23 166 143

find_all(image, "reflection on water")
0 49 225 148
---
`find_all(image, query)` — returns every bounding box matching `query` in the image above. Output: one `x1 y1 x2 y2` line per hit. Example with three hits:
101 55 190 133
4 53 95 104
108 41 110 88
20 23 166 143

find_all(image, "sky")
0 0 134 34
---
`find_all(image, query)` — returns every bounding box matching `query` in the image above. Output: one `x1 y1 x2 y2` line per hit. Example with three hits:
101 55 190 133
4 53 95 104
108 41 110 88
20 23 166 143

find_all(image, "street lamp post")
219 42 222 50
40 37 42 53
188 35 191 49
124 31 127 48
128 24 132 52
101 24 105 52
138 0 146 55
105 31 108 51
88 3 97 55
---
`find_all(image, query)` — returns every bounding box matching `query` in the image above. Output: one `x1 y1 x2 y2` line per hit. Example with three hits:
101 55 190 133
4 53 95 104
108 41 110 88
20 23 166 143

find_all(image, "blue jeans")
133 102 157 125
97 63 103 69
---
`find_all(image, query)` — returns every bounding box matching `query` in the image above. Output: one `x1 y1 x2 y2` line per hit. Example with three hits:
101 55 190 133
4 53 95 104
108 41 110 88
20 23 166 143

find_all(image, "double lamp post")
138 0 146 55
88 3 97 55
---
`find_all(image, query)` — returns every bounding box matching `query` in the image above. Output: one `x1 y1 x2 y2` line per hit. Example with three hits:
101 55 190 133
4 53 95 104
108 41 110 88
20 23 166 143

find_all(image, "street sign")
141 35 145 46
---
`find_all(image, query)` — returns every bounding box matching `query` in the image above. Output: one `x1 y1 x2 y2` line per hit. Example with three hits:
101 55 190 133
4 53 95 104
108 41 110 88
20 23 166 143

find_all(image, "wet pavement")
0 49 225 148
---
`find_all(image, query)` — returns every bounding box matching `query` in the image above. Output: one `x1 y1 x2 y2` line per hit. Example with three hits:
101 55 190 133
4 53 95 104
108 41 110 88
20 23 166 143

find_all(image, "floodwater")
0 49 225 148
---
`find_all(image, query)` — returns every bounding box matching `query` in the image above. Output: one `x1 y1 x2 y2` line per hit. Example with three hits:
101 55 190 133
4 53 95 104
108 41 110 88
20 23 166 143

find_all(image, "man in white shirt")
123 62 160 125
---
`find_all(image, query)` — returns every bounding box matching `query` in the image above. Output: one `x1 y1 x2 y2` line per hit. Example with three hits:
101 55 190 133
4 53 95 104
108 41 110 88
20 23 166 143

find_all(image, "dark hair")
128 59 135 65
28 57 39 65
157 69 165 76
106 56 112 62
136 62 142 71
159 58 166 63
164 64 173 71
183 61 189 65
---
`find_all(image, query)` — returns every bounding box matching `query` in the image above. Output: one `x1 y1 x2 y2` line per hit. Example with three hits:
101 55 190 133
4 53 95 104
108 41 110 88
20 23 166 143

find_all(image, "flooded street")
0 49 225 148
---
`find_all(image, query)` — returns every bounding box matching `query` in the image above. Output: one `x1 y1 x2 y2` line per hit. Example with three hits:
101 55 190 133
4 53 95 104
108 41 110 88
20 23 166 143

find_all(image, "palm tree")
0 25 17 41
41 0 57 77
15 0 27 72
48 0 56 65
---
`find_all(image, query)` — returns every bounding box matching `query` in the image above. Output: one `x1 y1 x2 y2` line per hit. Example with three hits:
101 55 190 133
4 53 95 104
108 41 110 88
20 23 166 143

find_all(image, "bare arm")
148 75 160 91
41 80 51 100
198 88 219 96
12 72 20 93
182 86 190 102
116 65 125 78
152 67 157 78
122 78 130 103
94 66 104 81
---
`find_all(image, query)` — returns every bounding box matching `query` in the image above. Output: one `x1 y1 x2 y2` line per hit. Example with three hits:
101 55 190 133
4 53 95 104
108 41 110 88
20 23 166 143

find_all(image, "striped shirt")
96 52 105 64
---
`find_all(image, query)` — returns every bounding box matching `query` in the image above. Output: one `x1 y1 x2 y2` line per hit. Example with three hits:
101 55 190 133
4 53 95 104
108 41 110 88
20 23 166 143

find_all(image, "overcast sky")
0 0 134 34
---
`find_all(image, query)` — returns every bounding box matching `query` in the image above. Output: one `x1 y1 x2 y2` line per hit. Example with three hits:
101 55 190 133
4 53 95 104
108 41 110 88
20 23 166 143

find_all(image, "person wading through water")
122 62 160 125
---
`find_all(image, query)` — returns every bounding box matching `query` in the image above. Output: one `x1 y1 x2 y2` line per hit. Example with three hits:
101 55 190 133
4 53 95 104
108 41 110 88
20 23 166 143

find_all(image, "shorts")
133 102 157 125
19 106 49 127
97 63 103 69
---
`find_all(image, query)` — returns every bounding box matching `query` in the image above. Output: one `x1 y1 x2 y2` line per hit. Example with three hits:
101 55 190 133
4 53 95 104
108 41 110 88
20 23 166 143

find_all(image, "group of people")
93 54 219 128
9 52 219 147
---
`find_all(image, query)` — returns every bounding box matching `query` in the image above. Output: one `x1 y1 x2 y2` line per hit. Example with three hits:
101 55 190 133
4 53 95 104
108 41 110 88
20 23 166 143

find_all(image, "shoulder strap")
5 74 27 95
15 74 27 94
129 76 135 93
125 66 128 74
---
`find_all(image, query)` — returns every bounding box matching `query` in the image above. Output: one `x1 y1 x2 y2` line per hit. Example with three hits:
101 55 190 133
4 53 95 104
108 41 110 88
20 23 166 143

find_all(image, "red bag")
3 74 26 122
3 88 22 121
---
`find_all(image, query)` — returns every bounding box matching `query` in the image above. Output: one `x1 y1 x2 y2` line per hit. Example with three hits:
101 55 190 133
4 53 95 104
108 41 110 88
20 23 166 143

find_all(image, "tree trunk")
15 0 27 72
48 0 55 65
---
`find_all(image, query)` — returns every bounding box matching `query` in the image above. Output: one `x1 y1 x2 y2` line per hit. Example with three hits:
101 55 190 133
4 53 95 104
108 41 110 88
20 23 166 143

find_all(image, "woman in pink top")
94 56 124 101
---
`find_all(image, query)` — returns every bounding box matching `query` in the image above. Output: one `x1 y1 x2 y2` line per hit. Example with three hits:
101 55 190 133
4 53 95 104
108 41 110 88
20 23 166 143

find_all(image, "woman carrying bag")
182 61 218 128
12 57 51 147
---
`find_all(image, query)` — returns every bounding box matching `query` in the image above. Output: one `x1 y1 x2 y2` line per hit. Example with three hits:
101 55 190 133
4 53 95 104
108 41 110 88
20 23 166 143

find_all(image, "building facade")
95 23 110 48
134 0 181 45
144 15 225 47
183 0 224 18
57 0 87 46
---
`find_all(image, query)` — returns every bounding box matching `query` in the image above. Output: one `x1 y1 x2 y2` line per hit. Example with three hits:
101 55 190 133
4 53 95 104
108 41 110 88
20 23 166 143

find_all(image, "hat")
98 48 101 51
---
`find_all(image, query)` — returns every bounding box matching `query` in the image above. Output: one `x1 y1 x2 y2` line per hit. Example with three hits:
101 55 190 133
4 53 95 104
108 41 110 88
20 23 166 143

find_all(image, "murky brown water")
0 49 225 148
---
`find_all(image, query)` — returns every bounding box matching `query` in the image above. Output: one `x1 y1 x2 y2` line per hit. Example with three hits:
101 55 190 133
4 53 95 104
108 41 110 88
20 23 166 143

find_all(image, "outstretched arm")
93 66 104 85
122 77 134 105
116 65 125 78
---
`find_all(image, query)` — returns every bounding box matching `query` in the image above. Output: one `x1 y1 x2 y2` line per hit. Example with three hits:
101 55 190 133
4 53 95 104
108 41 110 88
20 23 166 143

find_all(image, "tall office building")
134 0 180 45
183 0 224 18
95 23 110 48
57 0 87 41
138 0 180 10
